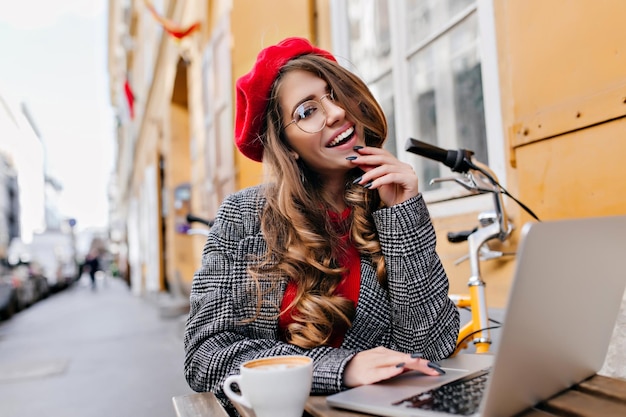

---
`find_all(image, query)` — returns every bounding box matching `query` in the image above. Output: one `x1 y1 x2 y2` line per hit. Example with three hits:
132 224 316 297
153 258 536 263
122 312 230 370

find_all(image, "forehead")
278 70 327 107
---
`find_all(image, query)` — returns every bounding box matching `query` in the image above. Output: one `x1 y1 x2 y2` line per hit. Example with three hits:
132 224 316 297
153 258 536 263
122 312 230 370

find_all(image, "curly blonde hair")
250 55 389 349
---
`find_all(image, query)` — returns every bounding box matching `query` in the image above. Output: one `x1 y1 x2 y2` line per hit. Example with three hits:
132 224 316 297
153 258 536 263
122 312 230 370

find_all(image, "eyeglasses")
283 90 336 134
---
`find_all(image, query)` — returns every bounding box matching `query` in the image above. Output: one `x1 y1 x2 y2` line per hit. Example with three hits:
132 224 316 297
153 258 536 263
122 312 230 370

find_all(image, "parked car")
0 260 52 319
8 232 78 292
5 263 39 310
0 277 18 320
27 261 50 300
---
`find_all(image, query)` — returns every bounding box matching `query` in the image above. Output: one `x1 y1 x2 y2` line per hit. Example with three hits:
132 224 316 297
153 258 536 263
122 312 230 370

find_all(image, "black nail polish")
411 352 423 358
352 176 363 184
353 145 364 150
363 181 373 189
346 156 357 161
427 362 446 375
395 362 405 368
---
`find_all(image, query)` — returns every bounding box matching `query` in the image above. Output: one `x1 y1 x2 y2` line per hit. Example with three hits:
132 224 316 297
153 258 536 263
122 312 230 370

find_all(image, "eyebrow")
290 94 317 115
289 86 332 115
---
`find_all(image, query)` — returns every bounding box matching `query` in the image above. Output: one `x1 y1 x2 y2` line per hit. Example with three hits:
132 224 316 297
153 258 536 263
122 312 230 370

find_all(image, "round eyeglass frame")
283 91 335 134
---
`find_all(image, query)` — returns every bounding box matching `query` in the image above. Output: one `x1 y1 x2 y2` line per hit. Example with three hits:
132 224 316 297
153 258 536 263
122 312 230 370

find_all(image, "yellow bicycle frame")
451 280 491 356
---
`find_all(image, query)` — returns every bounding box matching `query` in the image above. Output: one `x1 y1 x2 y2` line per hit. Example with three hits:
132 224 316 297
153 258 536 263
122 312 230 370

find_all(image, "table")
172 373 626 417
304 373 626 417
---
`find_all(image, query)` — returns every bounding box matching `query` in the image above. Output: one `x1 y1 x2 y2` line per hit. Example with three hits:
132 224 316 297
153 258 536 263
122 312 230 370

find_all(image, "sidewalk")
0 275 194 417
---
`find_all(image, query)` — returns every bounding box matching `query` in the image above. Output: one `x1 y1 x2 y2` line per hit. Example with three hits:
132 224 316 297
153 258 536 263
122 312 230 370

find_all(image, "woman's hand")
343 346 444 388
349 146 419 207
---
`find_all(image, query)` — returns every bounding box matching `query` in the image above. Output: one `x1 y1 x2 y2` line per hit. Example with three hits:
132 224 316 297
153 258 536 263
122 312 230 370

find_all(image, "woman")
184 37 459 415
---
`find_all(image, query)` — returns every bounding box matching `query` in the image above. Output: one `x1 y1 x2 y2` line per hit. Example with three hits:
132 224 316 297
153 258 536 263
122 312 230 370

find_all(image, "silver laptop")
327 215 626 416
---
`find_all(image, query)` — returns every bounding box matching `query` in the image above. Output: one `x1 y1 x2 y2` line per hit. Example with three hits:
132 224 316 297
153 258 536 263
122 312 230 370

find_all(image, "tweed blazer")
184 185 459 413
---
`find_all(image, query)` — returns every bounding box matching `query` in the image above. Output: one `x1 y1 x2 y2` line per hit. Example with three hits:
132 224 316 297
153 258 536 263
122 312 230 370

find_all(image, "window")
331 0 504 209
201 17 235 213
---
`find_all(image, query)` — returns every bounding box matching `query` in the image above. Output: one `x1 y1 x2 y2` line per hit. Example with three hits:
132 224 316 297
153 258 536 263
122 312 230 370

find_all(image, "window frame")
330 0 506 216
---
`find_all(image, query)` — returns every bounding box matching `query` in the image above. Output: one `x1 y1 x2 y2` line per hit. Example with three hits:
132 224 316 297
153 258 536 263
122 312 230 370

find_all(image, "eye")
294 101 320 121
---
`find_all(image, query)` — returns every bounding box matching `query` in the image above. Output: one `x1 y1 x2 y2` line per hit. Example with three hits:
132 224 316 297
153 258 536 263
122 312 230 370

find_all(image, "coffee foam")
245 356 311 370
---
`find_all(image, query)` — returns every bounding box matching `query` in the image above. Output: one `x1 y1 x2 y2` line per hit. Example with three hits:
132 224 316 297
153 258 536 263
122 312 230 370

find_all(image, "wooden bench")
518 374 626 417
173 373 626 417
172 392 230 417
172 391 256 417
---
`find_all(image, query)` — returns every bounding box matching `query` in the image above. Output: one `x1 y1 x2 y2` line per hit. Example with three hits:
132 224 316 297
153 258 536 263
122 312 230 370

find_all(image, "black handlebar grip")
447 227 478 243
404 137 449 164
186 213 214 227
404 138 475 173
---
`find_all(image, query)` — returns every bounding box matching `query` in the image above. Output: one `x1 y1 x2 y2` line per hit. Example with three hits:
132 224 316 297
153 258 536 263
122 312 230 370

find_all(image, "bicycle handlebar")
404 137 475 173
405 138 522 354
186 213 214 227
404 136 513 245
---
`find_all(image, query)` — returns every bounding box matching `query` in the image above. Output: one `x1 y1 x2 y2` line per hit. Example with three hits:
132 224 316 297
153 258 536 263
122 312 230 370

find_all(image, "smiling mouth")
326 126 355 148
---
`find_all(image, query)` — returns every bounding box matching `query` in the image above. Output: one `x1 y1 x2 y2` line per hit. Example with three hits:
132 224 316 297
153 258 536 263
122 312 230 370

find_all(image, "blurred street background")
1 0 625 416
0 273 193 417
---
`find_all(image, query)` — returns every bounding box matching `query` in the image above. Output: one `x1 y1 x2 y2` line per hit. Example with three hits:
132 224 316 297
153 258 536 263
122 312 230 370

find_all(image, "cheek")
286 134 322 157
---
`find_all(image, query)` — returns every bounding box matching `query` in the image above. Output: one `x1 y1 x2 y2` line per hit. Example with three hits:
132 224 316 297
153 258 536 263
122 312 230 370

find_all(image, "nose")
323 99 345 127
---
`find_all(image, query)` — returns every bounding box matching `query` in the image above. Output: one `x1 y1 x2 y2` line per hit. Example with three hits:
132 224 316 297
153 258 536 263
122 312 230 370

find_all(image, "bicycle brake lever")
453 250 500 265
453 248 515 265
429 176 476 190
429 176 458 185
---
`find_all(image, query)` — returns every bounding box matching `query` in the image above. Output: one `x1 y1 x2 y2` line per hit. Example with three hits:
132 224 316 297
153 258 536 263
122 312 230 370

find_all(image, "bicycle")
169 213 212 298
184 213 213 237
405 138 540 355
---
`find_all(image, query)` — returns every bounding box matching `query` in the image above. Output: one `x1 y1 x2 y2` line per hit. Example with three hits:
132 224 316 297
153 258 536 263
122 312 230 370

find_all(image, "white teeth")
328 127 354 147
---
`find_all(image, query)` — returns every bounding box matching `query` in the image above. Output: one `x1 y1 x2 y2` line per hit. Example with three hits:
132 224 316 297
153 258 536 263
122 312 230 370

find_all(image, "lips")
326 126 355 148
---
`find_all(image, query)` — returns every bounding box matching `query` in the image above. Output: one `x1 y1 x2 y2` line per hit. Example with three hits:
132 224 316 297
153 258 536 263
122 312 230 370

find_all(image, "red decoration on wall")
124 79 135 119
144 1 200 40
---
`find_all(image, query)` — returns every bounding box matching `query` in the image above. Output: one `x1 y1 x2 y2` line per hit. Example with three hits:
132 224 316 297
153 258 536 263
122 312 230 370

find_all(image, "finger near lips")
350 150 415 174
351 164 410 187
347 151 414 171
353 145 392 157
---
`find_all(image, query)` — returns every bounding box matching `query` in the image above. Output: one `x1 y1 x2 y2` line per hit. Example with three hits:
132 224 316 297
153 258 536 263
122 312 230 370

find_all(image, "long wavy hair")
249 55 389 349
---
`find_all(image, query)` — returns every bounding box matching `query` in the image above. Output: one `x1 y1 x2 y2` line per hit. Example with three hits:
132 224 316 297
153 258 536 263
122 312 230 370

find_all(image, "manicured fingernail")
395 362 405 368
411 352 423 358
363 181 373 189
353 145 364 150
346 156 357 161
352 176 363 184
427 361 445 374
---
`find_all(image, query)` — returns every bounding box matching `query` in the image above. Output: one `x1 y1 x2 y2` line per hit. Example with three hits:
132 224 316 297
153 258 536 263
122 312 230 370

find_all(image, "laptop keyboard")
392 368 491 415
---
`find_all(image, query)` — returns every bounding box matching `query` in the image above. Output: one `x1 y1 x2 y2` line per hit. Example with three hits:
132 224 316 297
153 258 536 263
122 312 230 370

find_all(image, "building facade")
107 0 626 306
0 94 46 253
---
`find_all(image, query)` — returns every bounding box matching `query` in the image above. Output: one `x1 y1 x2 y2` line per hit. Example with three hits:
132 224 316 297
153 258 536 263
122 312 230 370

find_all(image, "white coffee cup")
223 355 313 417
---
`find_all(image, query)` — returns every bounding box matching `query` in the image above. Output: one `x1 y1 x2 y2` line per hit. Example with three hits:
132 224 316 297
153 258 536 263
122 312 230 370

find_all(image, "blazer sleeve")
373 193 460 360
183 189 356 407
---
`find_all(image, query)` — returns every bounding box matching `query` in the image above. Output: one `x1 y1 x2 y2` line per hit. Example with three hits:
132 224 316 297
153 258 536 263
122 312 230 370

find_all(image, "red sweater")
278 208 361 347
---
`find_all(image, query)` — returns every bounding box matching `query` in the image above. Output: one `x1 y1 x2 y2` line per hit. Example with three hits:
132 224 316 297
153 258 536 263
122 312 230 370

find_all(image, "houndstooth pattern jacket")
184 185 459 415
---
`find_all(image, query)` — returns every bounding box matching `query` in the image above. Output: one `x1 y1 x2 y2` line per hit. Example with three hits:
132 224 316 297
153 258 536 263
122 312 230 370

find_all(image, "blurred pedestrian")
82 249 101 290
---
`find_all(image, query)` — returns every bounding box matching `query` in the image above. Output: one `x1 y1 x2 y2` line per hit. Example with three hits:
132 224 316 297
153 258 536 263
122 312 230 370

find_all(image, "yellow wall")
496 0 626 223
516 119 626 221
439 0 626 307
165 102 196 291
431 0 626 308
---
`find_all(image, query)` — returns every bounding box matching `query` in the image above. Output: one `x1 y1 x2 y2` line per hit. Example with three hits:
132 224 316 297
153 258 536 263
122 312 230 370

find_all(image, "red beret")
234 37 337 162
